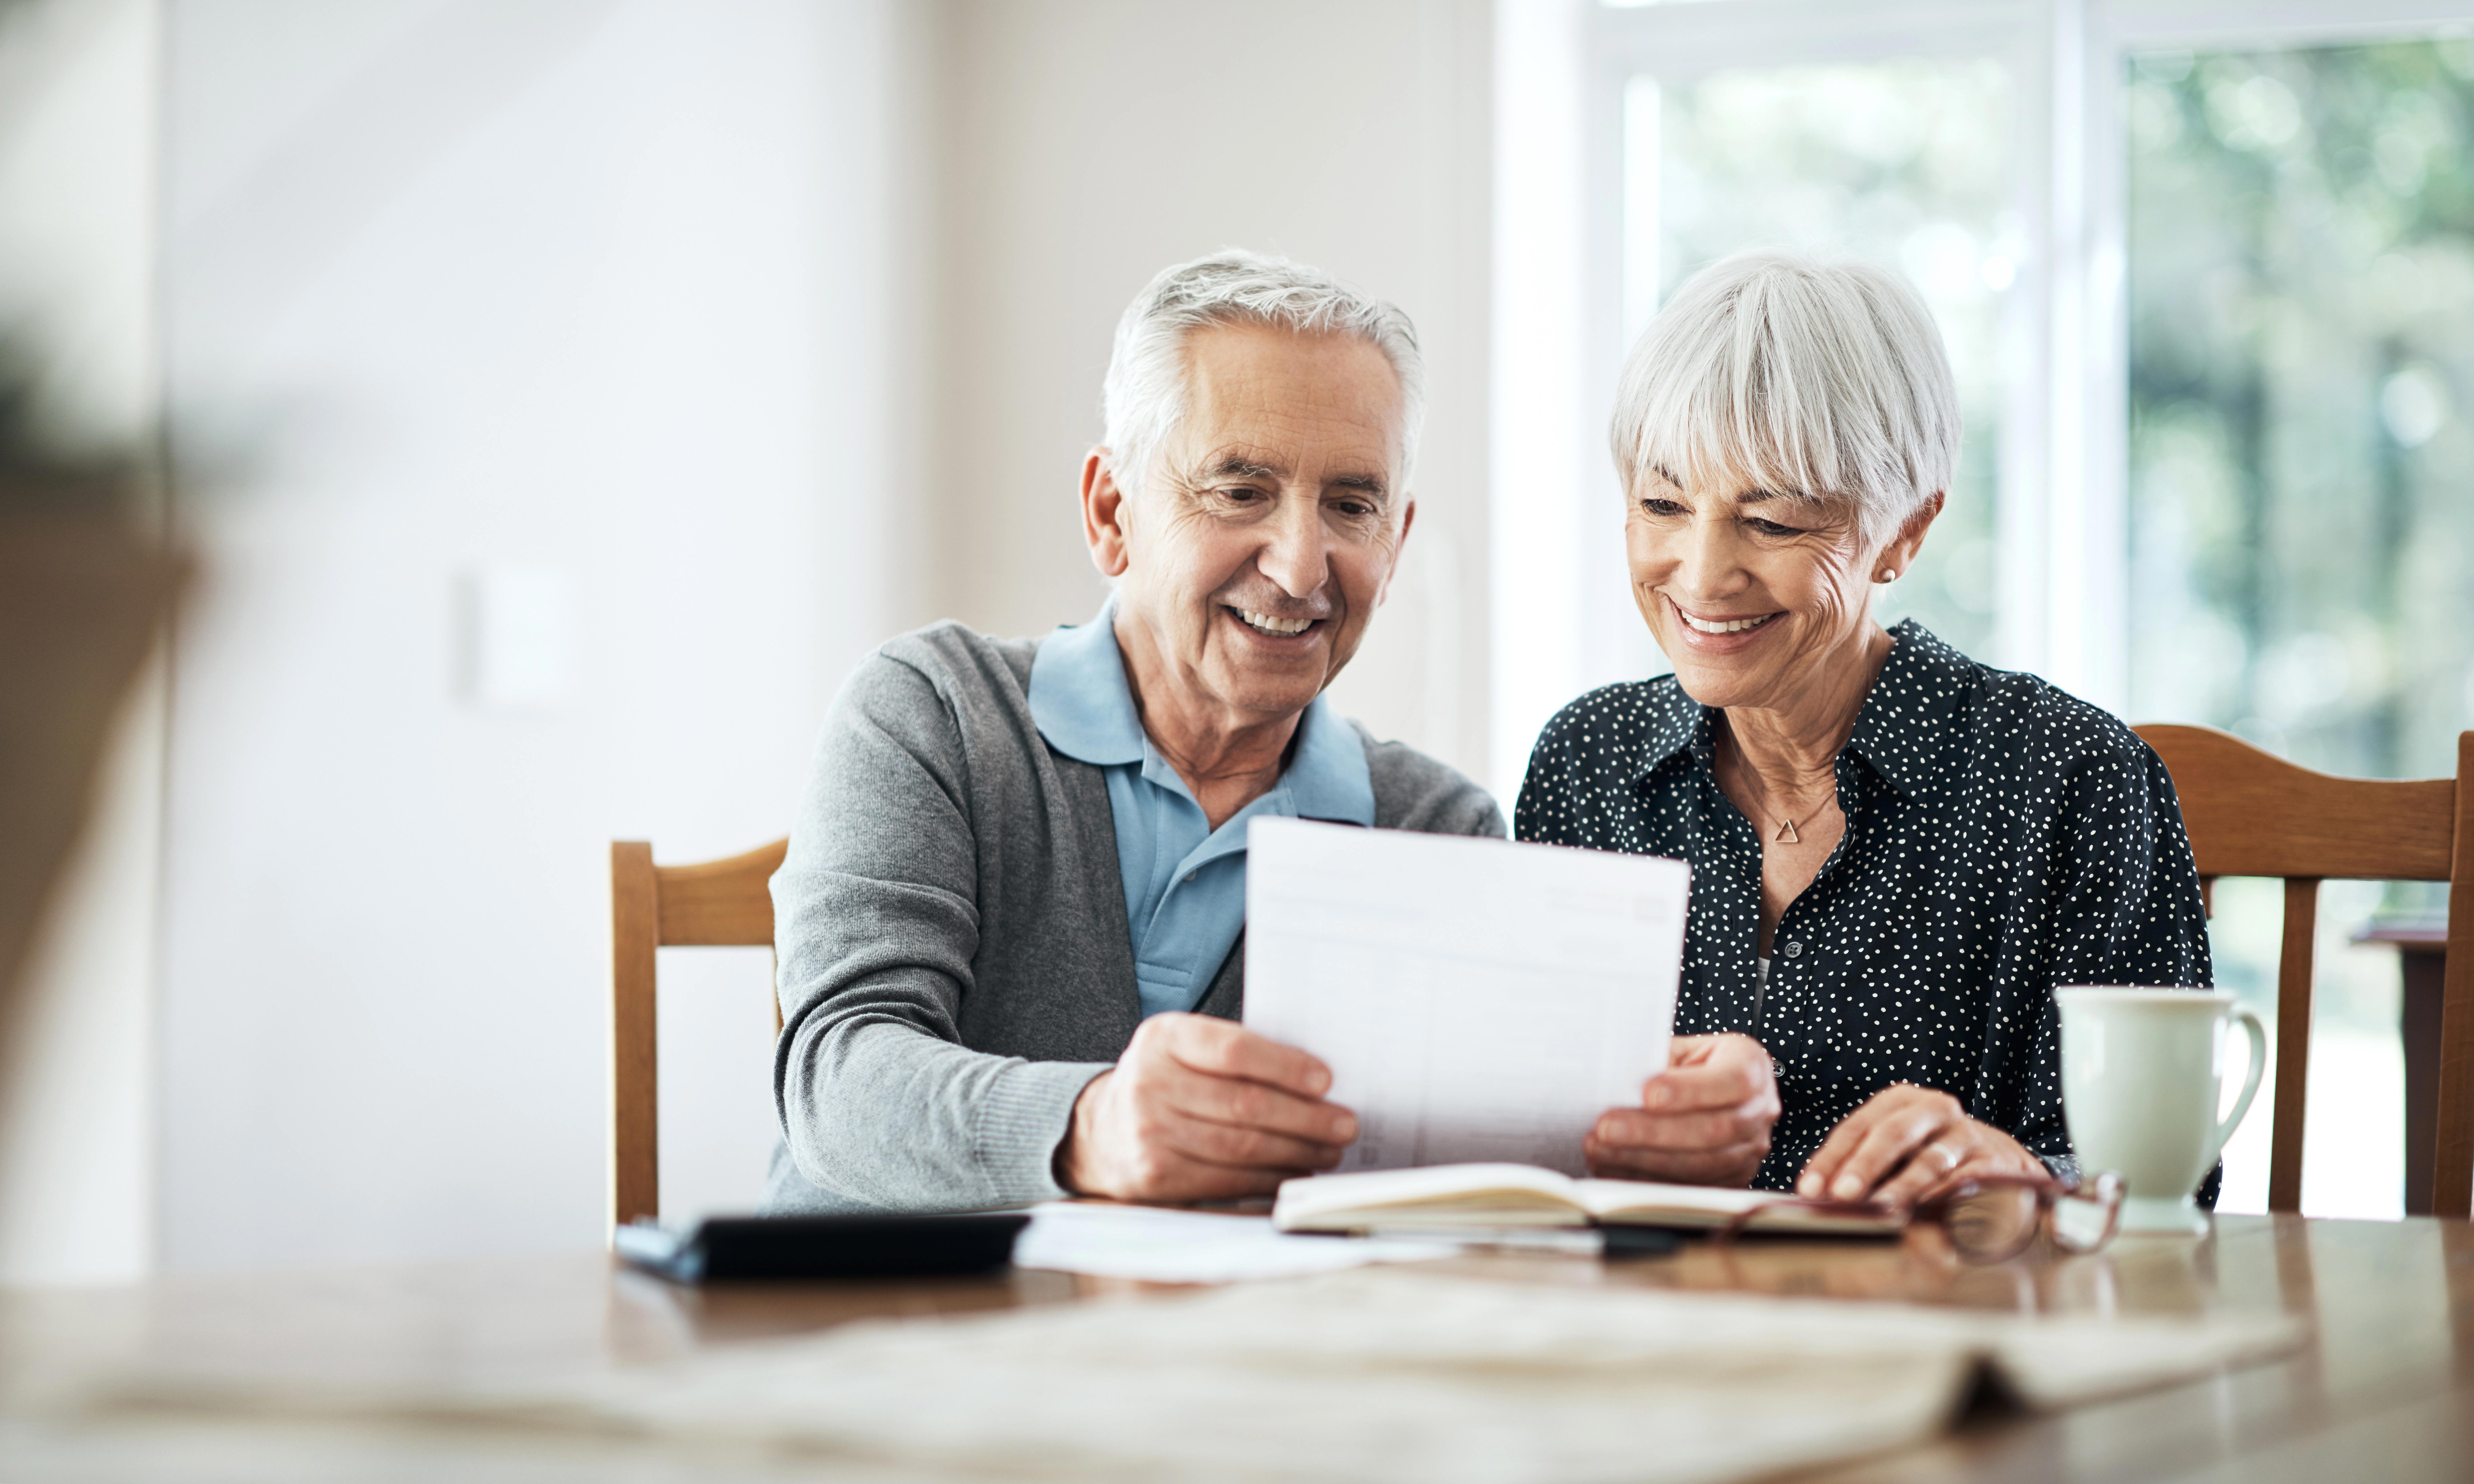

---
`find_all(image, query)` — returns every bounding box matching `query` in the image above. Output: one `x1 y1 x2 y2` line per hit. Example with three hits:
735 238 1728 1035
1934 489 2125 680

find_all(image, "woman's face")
1625 466 1931 714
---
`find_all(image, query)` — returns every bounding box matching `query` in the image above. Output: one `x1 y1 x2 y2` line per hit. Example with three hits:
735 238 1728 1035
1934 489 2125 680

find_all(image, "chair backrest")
2134 725 2474 1217
608 838 788 1232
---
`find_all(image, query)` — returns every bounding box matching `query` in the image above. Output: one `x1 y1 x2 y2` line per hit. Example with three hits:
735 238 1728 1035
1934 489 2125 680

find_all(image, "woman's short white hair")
1610 250 1959 548
1102 250 1425 494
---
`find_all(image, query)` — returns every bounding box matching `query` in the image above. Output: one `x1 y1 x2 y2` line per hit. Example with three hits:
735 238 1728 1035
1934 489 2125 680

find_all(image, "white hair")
1610 250 1960 548
1101 249 1425 495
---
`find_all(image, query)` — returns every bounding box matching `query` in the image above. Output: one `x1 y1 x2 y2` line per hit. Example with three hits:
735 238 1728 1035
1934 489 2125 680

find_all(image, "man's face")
1085 323 1413 727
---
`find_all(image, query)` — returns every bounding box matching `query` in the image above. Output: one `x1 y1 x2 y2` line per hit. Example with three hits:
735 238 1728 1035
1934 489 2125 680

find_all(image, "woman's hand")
1797 1084 2040 1207
1584 1033 1780 1186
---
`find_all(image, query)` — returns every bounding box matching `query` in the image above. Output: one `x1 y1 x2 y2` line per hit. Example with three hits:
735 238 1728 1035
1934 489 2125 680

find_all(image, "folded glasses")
1710 1170 2126 1265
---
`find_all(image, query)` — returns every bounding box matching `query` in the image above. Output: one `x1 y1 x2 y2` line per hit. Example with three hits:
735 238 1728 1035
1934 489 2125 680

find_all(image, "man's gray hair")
1610 250 1959 548
1102 250 1425 494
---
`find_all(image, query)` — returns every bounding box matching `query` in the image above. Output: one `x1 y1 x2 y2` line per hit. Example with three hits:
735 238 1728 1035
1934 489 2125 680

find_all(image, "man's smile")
1227 604 1323 639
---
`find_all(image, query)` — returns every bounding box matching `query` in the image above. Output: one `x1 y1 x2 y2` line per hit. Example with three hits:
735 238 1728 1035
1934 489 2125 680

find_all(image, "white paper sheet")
1244 818 1689 1175
1010 1202 1455 1282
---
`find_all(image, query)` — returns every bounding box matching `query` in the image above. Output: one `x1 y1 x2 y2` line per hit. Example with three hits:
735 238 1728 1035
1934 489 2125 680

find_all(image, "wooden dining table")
1 1212 2467 1482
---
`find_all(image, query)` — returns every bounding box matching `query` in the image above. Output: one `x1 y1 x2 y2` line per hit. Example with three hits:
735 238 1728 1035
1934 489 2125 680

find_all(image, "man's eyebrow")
1331 472 1389 495
1202 457 1282 481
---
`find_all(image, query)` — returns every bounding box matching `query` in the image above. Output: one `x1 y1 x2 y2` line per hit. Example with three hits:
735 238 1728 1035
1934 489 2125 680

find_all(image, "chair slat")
655 838 787 945
610 841 661 1231
2266 878 2318 1214
2437 733 2474 1218
2142 725 2452 882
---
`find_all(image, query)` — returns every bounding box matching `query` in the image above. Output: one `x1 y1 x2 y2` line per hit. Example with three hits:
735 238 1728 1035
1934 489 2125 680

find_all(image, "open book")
1273 1163 1903 1238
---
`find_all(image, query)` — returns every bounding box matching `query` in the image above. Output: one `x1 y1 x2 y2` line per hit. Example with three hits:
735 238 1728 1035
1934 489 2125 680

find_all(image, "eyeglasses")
1711 1170 2126 1265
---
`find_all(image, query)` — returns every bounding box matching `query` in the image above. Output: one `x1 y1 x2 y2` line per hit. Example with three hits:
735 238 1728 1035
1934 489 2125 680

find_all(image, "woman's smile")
1664 593 1785 653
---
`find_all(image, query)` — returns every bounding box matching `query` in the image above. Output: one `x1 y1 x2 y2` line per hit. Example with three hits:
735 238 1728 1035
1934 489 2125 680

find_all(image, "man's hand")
1796 1084 2040 1207
1583 1033 1779 1186
1055 1013 1357 1201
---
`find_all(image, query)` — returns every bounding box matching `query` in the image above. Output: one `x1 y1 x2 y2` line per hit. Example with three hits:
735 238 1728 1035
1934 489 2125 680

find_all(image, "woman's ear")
1080 449 1133 578
1876 491 1945 582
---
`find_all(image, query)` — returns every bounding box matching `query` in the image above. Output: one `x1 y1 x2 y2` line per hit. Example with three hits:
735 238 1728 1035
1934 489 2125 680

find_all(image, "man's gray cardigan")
764 621 1505 1214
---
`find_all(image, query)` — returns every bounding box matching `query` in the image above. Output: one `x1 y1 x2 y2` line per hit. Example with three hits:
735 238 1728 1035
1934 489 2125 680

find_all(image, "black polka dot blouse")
1514 619 2213 1191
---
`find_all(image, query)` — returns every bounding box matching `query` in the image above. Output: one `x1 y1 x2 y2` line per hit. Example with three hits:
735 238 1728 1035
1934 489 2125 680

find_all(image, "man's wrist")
1052 1068 1111 1195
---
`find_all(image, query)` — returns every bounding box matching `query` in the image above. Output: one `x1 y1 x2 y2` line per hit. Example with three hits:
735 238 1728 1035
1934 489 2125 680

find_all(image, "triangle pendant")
1774 818 1800 845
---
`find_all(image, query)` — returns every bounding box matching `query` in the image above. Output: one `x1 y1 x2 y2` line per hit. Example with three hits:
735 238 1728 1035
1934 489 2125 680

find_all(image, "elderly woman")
1517 250 2211 1207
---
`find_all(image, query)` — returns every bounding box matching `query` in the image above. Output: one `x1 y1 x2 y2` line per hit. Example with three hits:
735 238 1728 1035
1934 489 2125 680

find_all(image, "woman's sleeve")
767 652 1111 1213
2009 734 2215 1174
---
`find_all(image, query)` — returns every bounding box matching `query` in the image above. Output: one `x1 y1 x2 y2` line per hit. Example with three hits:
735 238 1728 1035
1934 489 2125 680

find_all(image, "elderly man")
766 251 1502 1214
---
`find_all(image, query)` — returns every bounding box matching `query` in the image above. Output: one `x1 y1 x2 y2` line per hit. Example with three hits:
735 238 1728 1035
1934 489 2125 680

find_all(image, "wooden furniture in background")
608 838 789 1232
2356 919 2450 1215
2135 725 2474 1217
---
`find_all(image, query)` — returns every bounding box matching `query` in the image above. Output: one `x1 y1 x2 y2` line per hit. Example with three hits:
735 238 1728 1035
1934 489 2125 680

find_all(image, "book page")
1244 820 1689 1176
1573 1179 1901 1235
1570 1179 1773 1220
1273 1164 1585 1230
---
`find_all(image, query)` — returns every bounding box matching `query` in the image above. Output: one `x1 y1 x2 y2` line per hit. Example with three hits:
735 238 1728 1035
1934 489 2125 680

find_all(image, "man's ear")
1081 448 1132 578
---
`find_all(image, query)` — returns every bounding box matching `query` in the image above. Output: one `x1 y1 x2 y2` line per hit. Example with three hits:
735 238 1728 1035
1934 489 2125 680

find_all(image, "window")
2128 38 2474 784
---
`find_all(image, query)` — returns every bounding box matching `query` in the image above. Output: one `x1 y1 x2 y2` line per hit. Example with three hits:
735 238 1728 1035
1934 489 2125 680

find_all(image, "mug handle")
2201 1006 2270 1171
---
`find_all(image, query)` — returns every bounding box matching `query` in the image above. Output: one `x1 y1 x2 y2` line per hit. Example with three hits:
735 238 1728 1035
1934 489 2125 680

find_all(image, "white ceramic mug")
2056 987 2267 1236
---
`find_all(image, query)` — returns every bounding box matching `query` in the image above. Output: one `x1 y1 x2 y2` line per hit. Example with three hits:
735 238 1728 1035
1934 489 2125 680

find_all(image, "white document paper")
1011 1202 1455 1282
1244 818 1690 1175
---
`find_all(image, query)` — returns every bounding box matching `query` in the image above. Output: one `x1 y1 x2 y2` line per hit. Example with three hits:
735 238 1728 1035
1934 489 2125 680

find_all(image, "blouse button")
1782 940 1803 960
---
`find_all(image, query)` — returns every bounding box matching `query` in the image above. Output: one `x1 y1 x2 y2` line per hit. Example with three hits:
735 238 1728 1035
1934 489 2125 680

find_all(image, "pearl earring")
1878 568 1899 582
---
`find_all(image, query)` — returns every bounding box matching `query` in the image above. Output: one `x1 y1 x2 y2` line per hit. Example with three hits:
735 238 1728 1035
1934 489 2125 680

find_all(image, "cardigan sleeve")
766 651 1111 1214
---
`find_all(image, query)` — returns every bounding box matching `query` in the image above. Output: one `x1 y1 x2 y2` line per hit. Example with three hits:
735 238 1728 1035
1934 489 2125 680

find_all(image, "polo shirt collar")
1275 693 1377 826
1028 597 1376 827
1027 596 1146 767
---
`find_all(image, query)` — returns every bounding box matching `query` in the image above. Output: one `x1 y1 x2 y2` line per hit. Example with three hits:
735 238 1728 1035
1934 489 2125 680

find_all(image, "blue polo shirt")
1026 599 1376 1018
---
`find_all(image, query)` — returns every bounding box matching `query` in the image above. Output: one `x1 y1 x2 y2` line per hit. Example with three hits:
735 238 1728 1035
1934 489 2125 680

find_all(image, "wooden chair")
608 838 788 1231
2135 725 2474 1217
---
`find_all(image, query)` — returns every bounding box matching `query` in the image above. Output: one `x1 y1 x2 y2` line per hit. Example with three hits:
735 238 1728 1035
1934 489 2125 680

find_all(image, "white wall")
152 0 929 1270
927 0 1496 781
0 0 166 1287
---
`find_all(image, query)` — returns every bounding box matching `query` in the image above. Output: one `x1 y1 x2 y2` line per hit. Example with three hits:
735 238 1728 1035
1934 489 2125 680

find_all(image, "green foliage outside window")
2128 38 2474 787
